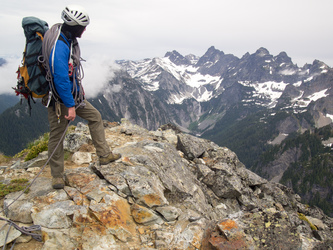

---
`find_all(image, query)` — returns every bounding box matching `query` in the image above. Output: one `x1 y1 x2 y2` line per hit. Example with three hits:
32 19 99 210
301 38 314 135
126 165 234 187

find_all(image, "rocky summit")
0 119 332 249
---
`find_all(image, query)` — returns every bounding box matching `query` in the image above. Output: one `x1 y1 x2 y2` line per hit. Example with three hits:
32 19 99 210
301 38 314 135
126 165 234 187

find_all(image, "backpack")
13 17 49 107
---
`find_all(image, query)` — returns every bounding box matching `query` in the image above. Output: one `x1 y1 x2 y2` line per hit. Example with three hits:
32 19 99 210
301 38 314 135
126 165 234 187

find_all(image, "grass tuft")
0 178 30 198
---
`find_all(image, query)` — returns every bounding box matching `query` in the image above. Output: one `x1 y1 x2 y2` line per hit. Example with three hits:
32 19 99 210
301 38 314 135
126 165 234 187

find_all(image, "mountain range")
0 46 332 214
1 46 332 161
117 46 332 132
113 46 332 167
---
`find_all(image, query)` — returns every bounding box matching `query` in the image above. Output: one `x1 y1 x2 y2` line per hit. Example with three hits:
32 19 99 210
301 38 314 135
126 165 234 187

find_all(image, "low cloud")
0 55 119 98
0 56 22 95
81 55 120 99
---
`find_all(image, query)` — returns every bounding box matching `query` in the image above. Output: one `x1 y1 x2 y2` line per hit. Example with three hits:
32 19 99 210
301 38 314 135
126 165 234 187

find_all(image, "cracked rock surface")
1 119 333 249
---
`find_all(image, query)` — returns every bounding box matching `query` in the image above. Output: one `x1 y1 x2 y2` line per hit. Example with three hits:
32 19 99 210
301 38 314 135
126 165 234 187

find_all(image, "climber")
42 4 121 189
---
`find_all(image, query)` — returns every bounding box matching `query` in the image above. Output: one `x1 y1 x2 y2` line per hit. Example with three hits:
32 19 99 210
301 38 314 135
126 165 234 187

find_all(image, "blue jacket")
49 33 78 107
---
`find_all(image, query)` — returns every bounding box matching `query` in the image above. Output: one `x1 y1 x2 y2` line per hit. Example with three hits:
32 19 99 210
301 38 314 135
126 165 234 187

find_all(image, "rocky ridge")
0 119 332 249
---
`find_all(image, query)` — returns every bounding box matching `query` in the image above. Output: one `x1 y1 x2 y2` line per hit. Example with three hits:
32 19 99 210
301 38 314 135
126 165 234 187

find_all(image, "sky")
1 0 333 96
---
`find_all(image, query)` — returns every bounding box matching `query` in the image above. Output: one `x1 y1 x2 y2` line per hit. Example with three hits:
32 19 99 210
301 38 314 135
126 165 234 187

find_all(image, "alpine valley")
0 46 332 215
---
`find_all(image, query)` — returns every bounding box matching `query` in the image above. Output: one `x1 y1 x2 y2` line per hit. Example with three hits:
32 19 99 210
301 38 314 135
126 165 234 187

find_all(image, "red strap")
68 63 74 76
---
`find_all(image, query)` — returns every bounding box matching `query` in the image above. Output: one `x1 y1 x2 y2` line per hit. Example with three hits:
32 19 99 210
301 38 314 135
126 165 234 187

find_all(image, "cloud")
1 0 333 67
0 54 119 98
81 55 120 99
0 56 21 95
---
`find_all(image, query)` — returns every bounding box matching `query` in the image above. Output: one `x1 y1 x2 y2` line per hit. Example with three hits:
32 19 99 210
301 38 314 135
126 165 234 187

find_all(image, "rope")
2 26 87 245
0 218 42 243
0 116 73 244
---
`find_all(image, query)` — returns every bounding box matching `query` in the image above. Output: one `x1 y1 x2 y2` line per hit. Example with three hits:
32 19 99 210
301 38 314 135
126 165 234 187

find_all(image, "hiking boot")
99 152 121 165
52 177 65 189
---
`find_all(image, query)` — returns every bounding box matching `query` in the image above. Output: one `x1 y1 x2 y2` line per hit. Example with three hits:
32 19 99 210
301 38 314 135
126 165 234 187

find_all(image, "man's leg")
48 104 68 188
76 100 120 164
76 100 110 156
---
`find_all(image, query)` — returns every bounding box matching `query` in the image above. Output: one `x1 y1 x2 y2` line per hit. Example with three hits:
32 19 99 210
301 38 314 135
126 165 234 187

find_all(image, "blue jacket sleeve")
50 40 75 108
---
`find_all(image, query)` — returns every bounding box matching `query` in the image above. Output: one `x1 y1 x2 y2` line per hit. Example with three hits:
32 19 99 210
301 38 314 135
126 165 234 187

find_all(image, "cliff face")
1 119 333 249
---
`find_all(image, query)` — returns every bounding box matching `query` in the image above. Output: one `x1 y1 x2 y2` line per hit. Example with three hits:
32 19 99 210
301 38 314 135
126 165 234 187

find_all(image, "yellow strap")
36 32 43 41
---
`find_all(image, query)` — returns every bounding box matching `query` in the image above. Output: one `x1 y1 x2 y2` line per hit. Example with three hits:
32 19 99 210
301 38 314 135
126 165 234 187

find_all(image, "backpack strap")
51 27 62 75
68 42 74 76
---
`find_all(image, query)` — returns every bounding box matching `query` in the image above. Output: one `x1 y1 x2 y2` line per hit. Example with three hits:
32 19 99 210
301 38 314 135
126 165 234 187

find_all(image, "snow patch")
326 114 333 122
291 89 329 109
307 89 329 102
158 57 221 89
293 81 302 87
304 76 313 82
240 81 288 108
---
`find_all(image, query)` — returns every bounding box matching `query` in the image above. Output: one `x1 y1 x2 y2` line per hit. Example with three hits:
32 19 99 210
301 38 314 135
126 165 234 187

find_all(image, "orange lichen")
219 219 238 231
142 193 162 207
131 205 151 222
122 157 133 165
91 199 137 237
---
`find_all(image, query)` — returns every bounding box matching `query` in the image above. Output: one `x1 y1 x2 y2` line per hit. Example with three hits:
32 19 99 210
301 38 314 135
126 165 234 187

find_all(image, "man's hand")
65 107 76 121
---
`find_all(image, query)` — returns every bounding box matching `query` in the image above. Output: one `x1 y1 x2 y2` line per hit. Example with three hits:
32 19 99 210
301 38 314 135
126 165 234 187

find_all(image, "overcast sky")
1 0 333 95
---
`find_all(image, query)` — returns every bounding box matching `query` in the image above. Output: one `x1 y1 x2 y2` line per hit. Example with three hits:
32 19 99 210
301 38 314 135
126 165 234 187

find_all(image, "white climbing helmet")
61 4 90 26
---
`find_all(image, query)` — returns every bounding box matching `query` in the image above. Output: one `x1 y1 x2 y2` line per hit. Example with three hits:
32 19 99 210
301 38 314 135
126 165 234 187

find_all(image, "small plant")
14 133 50 161
298 213 318 231
14 148 29 159
0 154 11 164
64 150 71 161
0 178 30 198
24 139 48 161
67 125 76 133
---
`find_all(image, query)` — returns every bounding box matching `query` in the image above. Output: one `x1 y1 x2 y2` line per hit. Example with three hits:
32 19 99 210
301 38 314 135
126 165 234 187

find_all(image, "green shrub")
14 133 50 161
0 178 29 198
25 139 48 161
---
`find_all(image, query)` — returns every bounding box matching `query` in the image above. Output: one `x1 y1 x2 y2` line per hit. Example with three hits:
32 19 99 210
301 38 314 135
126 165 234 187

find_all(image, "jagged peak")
196 46 225 66
204 46 224 57
313 59 329 68
255 47 270 57
184 54 199 64
240 52 250 60
274 51 293 65
277 51 289 57
165 50 183 59
301 59 330 72
164 50 191 65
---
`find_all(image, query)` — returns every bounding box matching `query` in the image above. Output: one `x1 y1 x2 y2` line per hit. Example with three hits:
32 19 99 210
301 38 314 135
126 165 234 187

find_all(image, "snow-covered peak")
118 47 331 108
120 56 222 103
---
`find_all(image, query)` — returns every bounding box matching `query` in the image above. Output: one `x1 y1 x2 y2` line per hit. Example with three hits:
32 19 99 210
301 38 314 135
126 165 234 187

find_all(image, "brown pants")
48 100 110 177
